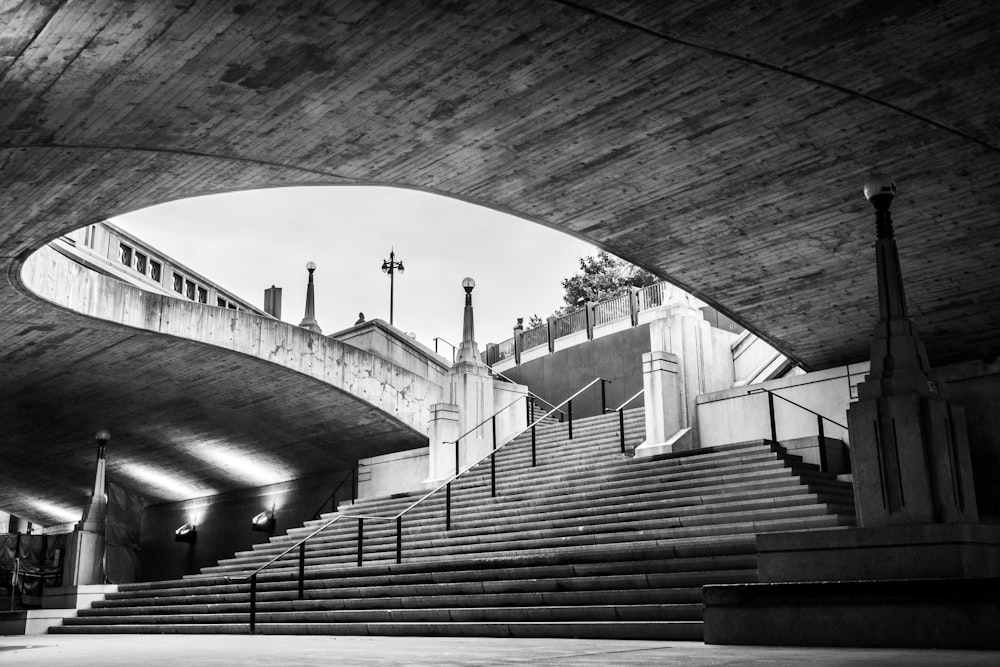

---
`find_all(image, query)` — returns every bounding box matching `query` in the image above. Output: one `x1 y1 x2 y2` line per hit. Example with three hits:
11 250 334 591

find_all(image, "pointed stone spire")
77 429 110 533
456 277 481 366
298 261 323 334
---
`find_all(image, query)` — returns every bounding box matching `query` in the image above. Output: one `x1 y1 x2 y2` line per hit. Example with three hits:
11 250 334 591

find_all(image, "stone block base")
41 584 118 610
757 523 1000 582
703 578 1000 649
633 427 691 458
0 609 79 635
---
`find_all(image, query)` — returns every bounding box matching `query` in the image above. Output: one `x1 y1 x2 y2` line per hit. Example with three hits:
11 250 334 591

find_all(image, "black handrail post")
768 391 778 443
491 415 497 451
357 519 364 567
454 439 460 476
446 482 452 530
619 408 626 454
352 461 358 504
525 395 531 427
817 414 828 473
249 573 257 634
396 516 402 564
491 451 496 497
531 423 537 467
297 542 305 600
600 379 607 414
568 399 574 440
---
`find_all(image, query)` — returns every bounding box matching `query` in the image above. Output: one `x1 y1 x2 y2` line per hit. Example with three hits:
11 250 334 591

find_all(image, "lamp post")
457 277 480 365
66 429 111 585
847 173 978 526
381 249 404 326
78 429 110 533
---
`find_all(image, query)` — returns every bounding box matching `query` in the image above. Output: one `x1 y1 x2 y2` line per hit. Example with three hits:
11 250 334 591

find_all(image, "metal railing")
748 387 848 473
496 337 515 361
553 308 586 338
489 368 565 423
593 292 630 326
522 323 548 350
308 467 357 521
240 377 610 633
609 388 645 454
433 337 458 363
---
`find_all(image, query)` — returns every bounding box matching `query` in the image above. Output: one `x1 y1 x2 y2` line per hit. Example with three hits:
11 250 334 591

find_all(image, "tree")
525 251 659 327
560 251 658 307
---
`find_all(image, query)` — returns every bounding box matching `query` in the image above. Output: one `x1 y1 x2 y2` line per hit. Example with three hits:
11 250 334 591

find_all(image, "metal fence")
522 324 548 350
553 308 586 338
593 292 631 326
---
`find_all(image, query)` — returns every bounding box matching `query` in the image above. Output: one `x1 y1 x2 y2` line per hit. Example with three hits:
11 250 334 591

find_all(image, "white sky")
111 186 600 351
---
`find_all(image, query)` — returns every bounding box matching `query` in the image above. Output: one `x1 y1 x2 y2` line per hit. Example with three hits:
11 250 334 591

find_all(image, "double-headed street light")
381 249 404 326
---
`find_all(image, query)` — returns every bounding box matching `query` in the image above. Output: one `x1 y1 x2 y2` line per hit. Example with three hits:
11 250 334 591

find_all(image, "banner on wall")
105 481 145 585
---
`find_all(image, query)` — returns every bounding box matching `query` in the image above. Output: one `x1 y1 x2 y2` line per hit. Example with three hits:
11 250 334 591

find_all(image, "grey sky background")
111 186 600 352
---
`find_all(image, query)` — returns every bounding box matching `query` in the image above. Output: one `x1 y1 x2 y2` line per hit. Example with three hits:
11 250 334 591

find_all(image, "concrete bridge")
0 1 997 531
3 244 443 525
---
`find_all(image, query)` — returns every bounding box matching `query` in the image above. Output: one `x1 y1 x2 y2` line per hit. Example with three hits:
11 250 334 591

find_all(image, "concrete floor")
0 635 996 666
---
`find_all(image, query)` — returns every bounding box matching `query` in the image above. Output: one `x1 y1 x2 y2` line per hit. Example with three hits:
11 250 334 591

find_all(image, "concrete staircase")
52 409 856 638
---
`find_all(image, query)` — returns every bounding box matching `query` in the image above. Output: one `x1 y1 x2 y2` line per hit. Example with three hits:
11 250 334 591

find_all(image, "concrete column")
449 361 494 469
431 277 496 481
513 318 524 365
427 402 460 483
63 432 110 586
635 351 687 456
647 302 734 450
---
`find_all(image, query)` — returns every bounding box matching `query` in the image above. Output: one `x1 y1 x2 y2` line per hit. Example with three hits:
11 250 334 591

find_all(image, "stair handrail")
747 387 848 473
238 376 609 633
308 467 357 521
488 368 565 421
444 394 536 460
608 388 645 454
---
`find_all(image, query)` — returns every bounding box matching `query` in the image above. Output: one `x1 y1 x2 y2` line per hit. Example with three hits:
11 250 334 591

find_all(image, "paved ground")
0 635 996 666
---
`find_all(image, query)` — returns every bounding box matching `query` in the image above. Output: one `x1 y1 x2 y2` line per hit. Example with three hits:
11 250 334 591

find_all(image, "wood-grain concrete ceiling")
1 1 998 523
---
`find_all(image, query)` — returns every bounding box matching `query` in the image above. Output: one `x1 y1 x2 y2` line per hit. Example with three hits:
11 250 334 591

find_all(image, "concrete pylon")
427 278 493 484
63 430 110 586
298 261 323 334
848 175 977 526
637 301 732 455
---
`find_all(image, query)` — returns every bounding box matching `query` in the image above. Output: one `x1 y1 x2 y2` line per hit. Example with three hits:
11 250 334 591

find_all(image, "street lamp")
94 429 111 461
381 249 404 326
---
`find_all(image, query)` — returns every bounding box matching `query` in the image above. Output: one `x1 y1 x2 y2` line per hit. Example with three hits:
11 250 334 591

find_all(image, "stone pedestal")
61 529 105 587
449 360 494 471
647 303 733 450
634 350 689 456
850 392 978 526
427 402 460 484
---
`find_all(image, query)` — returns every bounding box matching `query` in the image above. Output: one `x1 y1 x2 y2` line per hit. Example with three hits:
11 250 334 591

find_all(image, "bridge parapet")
20 244 443 436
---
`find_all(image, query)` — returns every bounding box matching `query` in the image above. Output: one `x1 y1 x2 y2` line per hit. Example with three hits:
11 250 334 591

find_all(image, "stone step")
51 620 705 640
52 412 856 639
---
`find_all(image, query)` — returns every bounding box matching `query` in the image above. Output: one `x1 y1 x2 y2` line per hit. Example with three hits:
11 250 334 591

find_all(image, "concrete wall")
139 472 349 582
330 319 450 388
697 364 864 449
22 245 442 435
500 324 650 419
356 447 430 500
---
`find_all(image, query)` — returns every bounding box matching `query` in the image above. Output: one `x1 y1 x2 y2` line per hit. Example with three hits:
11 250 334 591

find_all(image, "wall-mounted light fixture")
251 508 275 533
174 522 197 543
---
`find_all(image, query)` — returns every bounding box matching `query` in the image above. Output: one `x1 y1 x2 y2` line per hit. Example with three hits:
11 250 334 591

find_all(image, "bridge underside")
1 296 426 525
0 1 998 525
